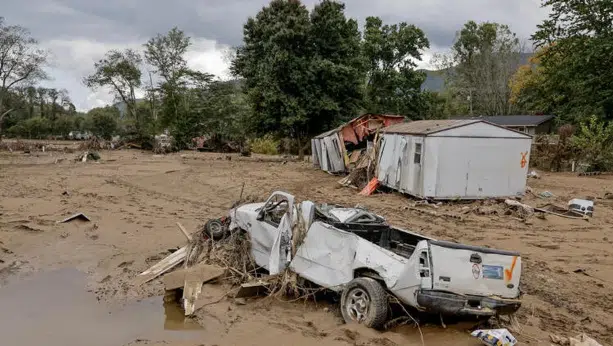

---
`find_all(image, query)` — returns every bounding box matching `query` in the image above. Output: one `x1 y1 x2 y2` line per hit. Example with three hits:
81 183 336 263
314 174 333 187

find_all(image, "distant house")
452 115 555 135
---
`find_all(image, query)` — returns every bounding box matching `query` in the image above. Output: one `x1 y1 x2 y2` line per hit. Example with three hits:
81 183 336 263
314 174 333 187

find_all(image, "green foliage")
20 116 50 138
435 21 523 115
305 0 365 130
249 134 279 155
362 16 429 116
417 91 449 120
571 115 613 170
233 0 312 140
53 115 74 138
233 0 368 156
196 80 252 141
531 0 613 122
0 17 48 137
144 27 217 149
87 106 119 139
83 49 145 139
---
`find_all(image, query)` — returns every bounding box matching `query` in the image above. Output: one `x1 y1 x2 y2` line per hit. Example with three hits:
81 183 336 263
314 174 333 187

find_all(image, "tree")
87 106 119 140
232 0 312 157
531 0 613 122
435 21 524 115
144 27 190 128
53 115 74 138
197 79 252 143
22 116 50 139
362 16 429 117
233 0 369 157
508 46 557 114
0 17 48 139
303 0 365 137
84 49 144 136
144 28 218 148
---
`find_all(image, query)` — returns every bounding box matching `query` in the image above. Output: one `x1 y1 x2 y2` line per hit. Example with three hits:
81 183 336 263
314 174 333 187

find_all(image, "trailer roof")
382 119 531 137
383 119 480 135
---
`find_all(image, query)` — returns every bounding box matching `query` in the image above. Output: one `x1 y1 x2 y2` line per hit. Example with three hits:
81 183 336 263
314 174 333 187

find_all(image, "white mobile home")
377 120 532 199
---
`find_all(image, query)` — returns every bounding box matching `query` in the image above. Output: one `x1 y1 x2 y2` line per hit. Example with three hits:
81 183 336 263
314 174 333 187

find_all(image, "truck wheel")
204 218 228 240
340 277 388 329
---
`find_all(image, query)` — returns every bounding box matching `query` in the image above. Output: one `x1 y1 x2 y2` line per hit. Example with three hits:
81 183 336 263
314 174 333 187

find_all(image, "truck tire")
204 218 228 240
340 277 389 329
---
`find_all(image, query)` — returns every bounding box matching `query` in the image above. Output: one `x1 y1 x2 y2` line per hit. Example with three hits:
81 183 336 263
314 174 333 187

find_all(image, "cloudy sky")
4 0 549 112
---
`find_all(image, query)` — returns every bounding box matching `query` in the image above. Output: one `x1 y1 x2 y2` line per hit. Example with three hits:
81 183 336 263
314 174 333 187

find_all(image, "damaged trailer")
217 191 522 329
311 114 404 174
377 120 533 200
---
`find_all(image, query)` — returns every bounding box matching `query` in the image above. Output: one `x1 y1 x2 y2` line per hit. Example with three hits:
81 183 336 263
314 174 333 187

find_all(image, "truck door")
253 192 294 272
390 241 432 305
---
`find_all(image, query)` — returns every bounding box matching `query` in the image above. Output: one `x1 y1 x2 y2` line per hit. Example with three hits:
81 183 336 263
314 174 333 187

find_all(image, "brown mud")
1 148 611 345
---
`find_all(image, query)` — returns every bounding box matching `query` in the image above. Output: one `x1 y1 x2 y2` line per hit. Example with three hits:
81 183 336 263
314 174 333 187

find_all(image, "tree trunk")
0 108 13 142
296 133 304 161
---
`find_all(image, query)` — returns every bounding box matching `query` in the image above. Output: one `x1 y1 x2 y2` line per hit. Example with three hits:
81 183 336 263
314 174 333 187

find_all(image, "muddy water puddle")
0 268 206 346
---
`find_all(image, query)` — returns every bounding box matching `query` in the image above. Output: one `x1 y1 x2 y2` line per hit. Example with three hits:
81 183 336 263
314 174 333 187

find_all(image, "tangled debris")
76 151 100 162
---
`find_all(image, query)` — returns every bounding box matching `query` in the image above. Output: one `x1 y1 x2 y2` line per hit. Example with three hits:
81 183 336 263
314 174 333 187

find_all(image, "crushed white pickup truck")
208 191 522 329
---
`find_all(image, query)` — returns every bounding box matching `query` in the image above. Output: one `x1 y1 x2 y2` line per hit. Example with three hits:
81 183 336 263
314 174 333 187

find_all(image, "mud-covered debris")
471 328 517 346
163 263 225 291
550 333 603 346
57 212 90 223
539 191 554 198
535 203 587 219
235 280 271 298
568 199 594 217
528 170 541 179
505 199 534 219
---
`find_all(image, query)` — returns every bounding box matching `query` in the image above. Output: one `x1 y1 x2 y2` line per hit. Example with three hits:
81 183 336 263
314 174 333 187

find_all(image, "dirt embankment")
0 148 611 345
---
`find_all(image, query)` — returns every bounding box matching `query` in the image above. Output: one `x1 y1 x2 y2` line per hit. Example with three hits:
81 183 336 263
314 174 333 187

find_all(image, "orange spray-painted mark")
520 152 528 168
504 256 518 281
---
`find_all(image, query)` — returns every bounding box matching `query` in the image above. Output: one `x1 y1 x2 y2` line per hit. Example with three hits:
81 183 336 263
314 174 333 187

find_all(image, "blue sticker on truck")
482 265 504 280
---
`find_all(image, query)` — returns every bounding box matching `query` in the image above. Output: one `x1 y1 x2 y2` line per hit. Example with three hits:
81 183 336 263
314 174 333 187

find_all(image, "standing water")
0 268 206 346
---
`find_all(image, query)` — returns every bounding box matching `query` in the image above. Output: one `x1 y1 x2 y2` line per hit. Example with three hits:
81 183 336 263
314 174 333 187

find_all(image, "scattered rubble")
76 151 100 162
528 170 540 179
550 333 603 346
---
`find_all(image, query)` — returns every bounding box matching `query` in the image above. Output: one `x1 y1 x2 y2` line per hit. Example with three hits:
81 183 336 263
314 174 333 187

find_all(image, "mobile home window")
414 143 422 164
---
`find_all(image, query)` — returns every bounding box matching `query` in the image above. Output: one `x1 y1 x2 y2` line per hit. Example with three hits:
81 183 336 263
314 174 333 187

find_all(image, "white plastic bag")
471 328 517 346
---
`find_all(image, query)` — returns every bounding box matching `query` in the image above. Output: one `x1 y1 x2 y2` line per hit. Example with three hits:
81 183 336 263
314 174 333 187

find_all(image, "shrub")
249 134 279 155
571 115 613 171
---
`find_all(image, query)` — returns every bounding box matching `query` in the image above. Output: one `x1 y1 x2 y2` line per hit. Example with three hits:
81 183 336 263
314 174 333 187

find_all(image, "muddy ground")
0 146 611 346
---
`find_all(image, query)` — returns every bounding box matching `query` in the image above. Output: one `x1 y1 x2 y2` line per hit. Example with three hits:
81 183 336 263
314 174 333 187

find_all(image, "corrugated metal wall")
311 134 346 173
379 122 532 199
377 134 424 195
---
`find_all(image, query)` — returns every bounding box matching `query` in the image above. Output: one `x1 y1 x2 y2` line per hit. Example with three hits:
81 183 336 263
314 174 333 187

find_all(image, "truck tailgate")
429 240 521 299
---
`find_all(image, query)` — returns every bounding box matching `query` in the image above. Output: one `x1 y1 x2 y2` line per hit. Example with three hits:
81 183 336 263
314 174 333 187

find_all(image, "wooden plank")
136 246 187 285
183 278 203 316
163 263 226 290
176 222 193 241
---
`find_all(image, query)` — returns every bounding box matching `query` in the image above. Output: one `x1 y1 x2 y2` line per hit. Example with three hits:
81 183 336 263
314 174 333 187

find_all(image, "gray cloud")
3 0 549 110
